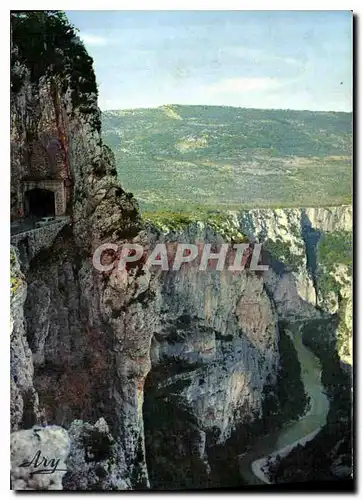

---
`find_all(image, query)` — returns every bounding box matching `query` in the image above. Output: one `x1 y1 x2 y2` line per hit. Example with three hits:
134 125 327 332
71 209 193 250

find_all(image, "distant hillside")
101 105 352 212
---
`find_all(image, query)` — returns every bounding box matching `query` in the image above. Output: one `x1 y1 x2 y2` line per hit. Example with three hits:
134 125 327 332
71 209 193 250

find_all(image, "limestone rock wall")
234 206 352 318
11 12 143 490
234 206 353 366
11 246 40 431
10 12 352 491
63 418 131 490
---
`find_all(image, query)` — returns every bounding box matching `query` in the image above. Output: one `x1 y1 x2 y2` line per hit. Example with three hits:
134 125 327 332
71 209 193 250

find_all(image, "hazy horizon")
103 103 353 114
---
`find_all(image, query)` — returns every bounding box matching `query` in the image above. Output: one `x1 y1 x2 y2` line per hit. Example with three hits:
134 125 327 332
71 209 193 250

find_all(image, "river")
238 327 330 485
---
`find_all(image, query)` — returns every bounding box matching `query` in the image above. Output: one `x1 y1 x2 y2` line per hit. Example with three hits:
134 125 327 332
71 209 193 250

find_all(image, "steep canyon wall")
10 12 352 490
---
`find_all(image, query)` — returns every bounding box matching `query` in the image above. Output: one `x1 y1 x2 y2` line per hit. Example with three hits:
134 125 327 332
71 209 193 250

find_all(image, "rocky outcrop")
232 207 353 366
131 224 280 488
234 206 352 315
304 206 352 233
11 425 70 490
11 11 142 489
10 246 40 431
63 418 130 490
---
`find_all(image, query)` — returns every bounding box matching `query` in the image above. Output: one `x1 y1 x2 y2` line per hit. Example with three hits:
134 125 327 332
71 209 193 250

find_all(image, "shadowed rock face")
63 418 130 491
11 246 40 432
137 226 279 489
10 12 352 491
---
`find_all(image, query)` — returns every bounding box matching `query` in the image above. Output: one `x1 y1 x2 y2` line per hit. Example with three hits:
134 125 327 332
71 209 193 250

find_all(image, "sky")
65 10 353 112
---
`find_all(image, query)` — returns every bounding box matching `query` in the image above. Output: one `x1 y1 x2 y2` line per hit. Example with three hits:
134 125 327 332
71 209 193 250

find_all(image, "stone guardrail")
11 218 70 268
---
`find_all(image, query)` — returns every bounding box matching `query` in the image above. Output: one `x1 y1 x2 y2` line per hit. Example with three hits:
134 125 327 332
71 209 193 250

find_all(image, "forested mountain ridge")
102 105 352 211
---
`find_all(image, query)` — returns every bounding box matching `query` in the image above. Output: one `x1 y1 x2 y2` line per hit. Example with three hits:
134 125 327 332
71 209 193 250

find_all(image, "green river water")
239 328 330 485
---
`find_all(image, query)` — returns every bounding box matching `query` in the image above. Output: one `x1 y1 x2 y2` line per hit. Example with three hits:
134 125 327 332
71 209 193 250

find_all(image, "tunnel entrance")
24 188 55 217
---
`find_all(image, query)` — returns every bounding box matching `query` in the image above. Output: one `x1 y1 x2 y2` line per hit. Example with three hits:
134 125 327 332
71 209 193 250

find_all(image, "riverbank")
239 327 330 485
265 318 352 484
251 427 321 484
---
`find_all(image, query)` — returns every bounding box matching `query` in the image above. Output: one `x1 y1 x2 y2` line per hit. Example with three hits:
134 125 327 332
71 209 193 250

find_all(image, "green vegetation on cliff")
143 210 248 241
263 237 304 271
317 230 352 275
10 248 23 296
316 230 353 364
316 230 352 299
102 105 352 212
11 11 101 131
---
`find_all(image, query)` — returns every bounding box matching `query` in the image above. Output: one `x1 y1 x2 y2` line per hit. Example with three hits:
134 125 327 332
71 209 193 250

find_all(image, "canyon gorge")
10 12 352 491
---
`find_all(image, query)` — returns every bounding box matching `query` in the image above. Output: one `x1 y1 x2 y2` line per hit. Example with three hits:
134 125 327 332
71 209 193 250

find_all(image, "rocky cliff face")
137 206 352 487
9 13 283 488
146 205 352 355
135 224 280 488
11 246 40 431
233 207 352 365
11 11 144 490
10 12 352 491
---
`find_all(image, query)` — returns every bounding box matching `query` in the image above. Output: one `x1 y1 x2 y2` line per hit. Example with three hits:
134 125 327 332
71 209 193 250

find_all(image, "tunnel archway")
24 188 55 217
